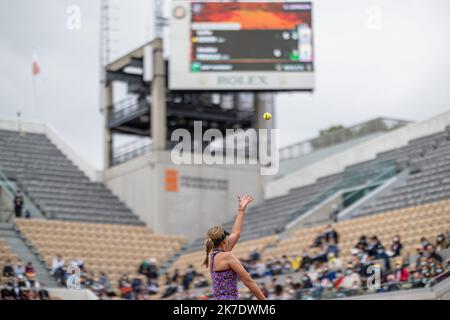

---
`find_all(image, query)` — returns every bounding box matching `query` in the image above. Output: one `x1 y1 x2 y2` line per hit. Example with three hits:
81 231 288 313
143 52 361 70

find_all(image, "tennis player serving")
203 195 266 300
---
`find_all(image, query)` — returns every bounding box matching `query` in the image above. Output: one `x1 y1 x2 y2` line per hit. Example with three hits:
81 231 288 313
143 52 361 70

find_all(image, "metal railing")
108 96 149 128
112 139 152 166
280 118 413 161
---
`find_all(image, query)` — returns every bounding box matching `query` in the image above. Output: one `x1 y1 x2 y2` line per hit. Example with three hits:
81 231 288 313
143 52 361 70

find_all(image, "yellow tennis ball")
263 112 272 120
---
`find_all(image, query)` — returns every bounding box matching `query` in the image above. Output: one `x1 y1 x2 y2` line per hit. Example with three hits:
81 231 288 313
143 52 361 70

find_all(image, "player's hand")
237 195 253 211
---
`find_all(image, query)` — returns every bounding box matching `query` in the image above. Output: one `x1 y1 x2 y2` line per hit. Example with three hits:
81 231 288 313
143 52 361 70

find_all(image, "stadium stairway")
0 128 143 225
0 222 59 288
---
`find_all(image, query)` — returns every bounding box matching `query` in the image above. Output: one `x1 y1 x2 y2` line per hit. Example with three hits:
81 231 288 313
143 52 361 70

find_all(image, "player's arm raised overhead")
225 252 266 300
227 194 253 251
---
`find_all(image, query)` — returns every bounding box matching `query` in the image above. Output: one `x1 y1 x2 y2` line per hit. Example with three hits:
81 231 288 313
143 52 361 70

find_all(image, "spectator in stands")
424 244 443 263
300 248 313 270
355 235 368 252
435 233 449 251
326 238 340 257
24 262 35 280
300 273 313 289
147 278 159 295
290 255 301 271
339 268 361 295
328 252 343 271
324 224 339 244
2 259 15 278
139 257 159 282
161 280 179 299
131 276 143 296
13 261 25 277
270 284 290 300
99 272 110 290
171 268 180 283
118 274 133 299
71 258 84 271
389 235 403 257
249 248 261 263
384 274 400 292
193 275 208 289
411 270 425 288
393 261 409 282
311 232 325 248
13 191 24 218
51 255 65 283
420 237 431 250
366 236 391 271
252 260 267 278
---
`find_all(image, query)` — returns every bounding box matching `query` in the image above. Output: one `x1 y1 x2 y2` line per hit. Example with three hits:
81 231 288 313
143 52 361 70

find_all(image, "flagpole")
32 72 36 119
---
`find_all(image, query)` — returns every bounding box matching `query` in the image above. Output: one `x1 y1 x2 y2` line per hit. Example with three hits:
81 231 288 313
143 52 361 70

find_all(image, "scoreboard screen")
170 1 315 91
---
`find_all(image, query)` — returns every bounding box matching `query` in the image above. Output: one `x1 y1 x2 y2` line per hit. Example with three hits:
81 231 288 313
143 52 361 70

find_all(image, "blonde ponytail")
202 226 227 268
203 238 215 268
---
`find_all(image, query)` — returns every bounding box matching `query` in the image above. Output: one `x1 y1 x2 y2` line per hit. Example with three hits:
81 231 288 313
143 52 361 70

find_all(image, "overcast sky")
1 0 450 170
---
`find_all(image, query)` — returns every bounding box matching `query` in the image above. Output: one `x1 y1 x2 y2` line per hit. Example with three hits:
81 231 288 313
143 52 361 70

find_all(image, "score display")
170 1 315 91
190 2 313 72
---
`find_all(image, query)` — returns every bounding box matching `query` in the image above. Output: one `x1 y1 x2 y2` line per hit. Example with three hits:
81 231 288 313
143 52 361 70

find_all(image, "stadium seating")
0 237 19 275
264 199 450 262
0 129 143 225
170 235 277 277
356 130 450 216
210 126 450 243
14 218 186 289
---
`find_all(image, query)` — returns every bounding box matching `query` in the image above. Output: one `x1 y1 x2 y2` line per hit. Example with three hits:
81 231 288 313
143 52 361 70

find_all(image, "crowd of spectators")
1 259 50 300
162 226 450 300
38 226 450 300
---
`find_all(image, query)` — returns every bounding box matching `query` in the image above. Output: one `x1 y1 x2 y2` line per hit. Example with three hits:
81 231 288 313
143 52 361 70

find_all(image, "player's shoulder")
221 250 238 261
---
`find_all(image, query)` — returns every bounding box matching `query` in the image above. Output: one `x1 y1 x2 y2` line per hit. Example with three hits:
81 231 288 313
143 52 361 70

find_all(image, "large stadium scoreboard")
170 1 315 91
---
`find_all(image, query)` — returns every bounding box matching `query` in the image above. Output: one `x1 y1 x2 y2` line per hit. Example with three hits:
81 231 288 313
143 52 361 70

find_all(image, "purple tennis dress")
209 250 239 300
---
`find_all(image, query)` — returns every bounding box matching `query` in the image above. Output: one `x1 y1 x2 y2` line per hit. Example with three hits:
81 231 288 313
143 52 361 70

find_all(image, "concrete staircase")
0 222 60 288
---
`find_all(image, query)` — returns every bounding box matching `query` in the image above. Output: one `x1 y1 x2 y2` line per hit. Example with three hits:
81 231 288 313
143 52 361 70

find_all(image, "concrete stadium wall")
47 288 98 300
267 110 450 198
340 277 450 300
0 118 102 182
104 151 264 241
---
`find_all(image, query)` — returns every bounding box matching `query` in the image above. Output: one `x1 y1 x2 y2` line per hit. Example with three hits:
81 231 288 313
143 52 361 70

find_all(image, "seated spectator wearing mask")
420 237 431 250
13 261 25 277
393 261 409 282
324 224 339 245
301 274 313 289
355 235 368 252
435 233 449 251
51 255 65 281
339 268 361 295
390 235 403 257
411 270 425 288
367 236 391 271
424 244 443 263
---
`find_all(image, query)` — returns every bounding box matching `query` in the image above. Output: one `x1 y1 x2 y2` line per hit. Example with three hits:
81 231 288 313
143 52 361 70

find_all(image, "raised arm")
226 252 266 300
227 195 253 251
